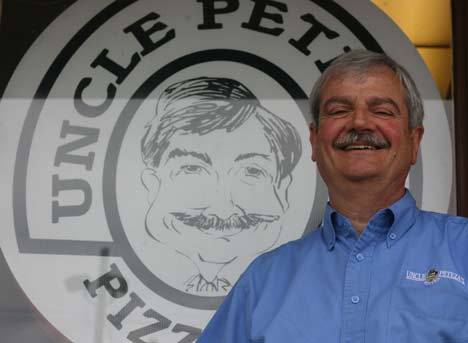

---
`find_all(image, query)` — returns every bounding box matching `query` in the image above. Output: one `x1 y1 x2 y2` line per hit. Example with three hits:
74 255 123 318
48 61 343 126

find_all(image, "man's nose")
203 184 243 219
349 107 374 130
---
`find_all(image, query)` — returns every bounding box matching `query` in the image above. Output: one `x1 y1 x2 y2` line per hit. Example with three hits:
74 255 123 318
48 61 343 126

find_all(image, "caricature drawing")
141 77 302 294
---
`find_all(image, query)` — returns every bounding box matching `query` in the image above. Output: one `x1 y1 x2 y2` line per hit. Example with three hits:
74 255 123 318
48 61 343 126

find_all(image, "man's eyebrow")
166 148 212 165
366 97 401 113
321 96 354 109
234 152 271 162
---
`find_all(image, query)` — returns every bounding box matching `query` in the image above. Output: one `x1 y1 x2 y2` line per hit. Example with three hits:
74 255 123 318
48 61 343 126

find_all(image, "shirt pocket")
387 285 468 343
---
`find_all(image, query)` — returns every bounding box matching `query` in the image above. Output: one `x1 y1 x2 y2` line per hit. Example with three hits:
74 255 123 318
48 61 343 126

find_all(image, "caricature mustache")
171 212 280 231
333 130 390 149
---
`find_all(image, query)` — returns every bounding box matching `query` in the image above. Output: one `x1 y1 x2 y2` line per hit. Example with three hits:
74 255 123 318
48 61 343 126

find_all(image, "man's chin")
342 170 382 182
328 165 382 182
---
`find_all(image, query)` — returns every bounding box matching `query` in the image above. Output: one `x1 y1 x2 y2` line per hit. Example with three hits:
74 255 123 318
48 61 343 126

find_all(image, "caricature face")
142 117 289 265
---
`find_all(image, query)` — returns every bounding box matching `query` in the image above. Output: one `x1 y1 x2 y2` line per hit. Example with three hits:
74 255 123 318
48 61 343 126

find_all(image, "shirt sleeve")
197 275 254 343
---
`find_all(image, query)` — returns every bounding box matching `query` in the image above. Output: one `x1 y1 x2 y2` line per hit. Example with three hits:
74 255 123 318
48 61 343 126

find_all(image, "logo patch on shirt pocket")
406 268 465 286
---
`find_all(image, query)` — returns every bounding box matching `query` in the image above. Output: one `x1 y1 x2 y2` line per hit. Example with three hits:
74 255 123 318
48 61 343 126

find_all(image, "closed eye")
322 108 352 117
373 109 395 117
367 97 401 116
331 110 350 115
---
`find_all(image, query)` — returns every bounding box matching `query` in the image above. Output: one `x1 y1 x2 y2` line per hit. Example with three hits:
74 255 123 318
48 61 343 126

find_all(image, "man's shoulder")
417 210 468 257
415 210 468 274
418 210 468 232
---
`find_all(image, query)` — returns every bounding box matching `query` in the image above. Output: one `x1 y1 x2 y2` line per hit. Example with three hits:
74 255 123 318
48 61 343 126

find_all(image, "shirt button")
351 295 360 304
356 253 365 262
389 233 397 240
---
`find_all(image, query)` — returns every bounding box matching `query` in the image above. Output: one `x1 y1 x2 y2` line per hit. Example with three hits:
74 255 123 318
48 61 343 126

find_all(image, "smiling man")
141 77 301 294
198 50 468 342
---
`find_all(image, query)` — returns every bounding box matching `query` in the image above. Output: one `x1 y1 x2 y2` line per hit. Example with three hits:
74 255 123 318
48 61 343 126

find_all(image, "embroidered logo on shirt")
425 269 439 284
406 269 465 286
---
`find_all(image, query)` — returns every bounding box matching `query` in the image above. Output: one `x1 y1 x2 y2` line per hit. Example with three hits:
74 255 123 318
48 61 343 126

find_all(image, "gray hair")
309 49 424 128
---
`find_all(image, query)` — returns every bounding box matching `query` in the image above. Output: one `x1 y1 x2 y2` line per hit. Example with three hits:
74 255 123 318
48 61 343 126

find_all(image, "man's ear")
309 122 318 162
141 168 161 203
410 125 424 165
275 174 293 211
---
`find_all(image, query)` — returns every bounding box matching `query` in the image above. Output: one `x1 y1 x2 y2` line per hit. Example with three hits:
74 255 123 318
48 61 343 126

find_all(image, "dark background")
1 1 75 342
0 0 76 97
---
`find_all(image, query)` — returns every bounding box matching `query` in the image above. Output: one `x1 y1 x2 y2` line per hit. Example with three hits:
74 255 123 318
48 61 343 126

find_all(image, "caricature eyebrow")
166 148 212 165
366 97 401 114
234 152 271 162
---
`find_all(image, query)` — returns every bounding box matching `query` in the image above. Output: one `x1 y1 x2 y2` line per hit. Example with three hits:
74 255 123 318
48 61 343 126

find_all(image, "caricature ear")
275 174 293 211
309 123 318 162
141 168 161 203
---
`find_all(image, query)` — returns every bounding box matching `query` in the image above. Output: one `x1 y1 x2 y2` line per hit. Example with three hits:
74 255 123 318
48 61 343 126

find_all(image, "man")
140 77 302 294
198 50 468 341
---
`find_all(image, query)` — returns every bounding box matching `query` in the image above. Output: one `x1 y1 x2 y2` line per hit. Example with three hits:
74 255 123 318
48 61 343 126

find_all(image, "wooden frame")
452 0 468 216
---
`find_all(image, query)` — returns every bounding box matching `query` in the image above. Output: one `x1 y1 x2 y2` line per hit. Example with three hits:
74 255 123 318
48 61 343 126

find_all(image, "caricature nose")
203 183 243 219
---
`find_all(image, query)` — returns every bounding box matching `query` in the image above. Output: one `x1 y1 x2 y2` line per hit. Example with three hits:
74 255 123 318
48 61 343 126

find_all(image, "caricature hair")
141 77 302 183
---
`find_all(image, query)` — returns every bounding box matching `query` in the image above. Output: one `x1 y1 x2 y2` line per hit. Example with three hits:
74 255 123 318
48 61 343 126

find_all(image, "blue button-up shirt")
198 192 468 342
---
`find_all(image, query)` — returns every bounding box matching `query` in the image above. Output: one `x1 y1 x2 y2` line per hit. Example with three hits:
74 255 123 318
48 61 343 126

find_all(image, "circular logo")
425 268 440 284
0 0 453 341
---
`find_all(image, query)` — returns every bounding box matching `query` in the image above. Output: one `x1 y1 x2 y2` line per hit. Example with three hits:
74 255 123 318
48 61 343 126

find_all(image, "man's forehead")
323 65 397 87
322 95 401 109
320 68 403 101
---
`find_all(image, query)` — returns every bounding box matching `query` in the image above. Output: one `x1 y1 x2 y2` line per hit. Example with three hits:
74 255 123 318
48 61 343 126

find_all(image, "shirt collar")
385 190 418 248
322 205 337 250
321 190 419 250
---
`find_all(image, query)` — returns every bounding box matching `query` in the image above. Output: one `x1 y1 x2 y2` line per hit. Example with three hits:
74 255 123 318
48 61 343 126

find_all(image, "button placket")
340 230 379 343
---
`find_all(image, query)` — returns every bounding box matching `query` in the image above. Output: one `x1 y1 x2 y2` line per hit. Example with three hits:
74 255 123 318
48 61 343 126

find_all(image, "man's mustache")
171 212 280 231
333 130 390 149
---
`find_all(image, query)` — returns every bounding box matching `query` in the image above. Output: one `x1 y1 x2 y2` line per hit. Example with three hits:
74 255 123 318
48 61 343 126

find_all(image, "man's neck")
328 182 405 235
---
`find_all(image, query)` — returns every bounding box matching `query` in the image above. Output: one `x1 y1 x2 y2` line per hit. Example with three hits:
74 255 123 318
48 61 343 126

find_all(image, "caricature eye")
180 164 205 175
244 166 266 178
